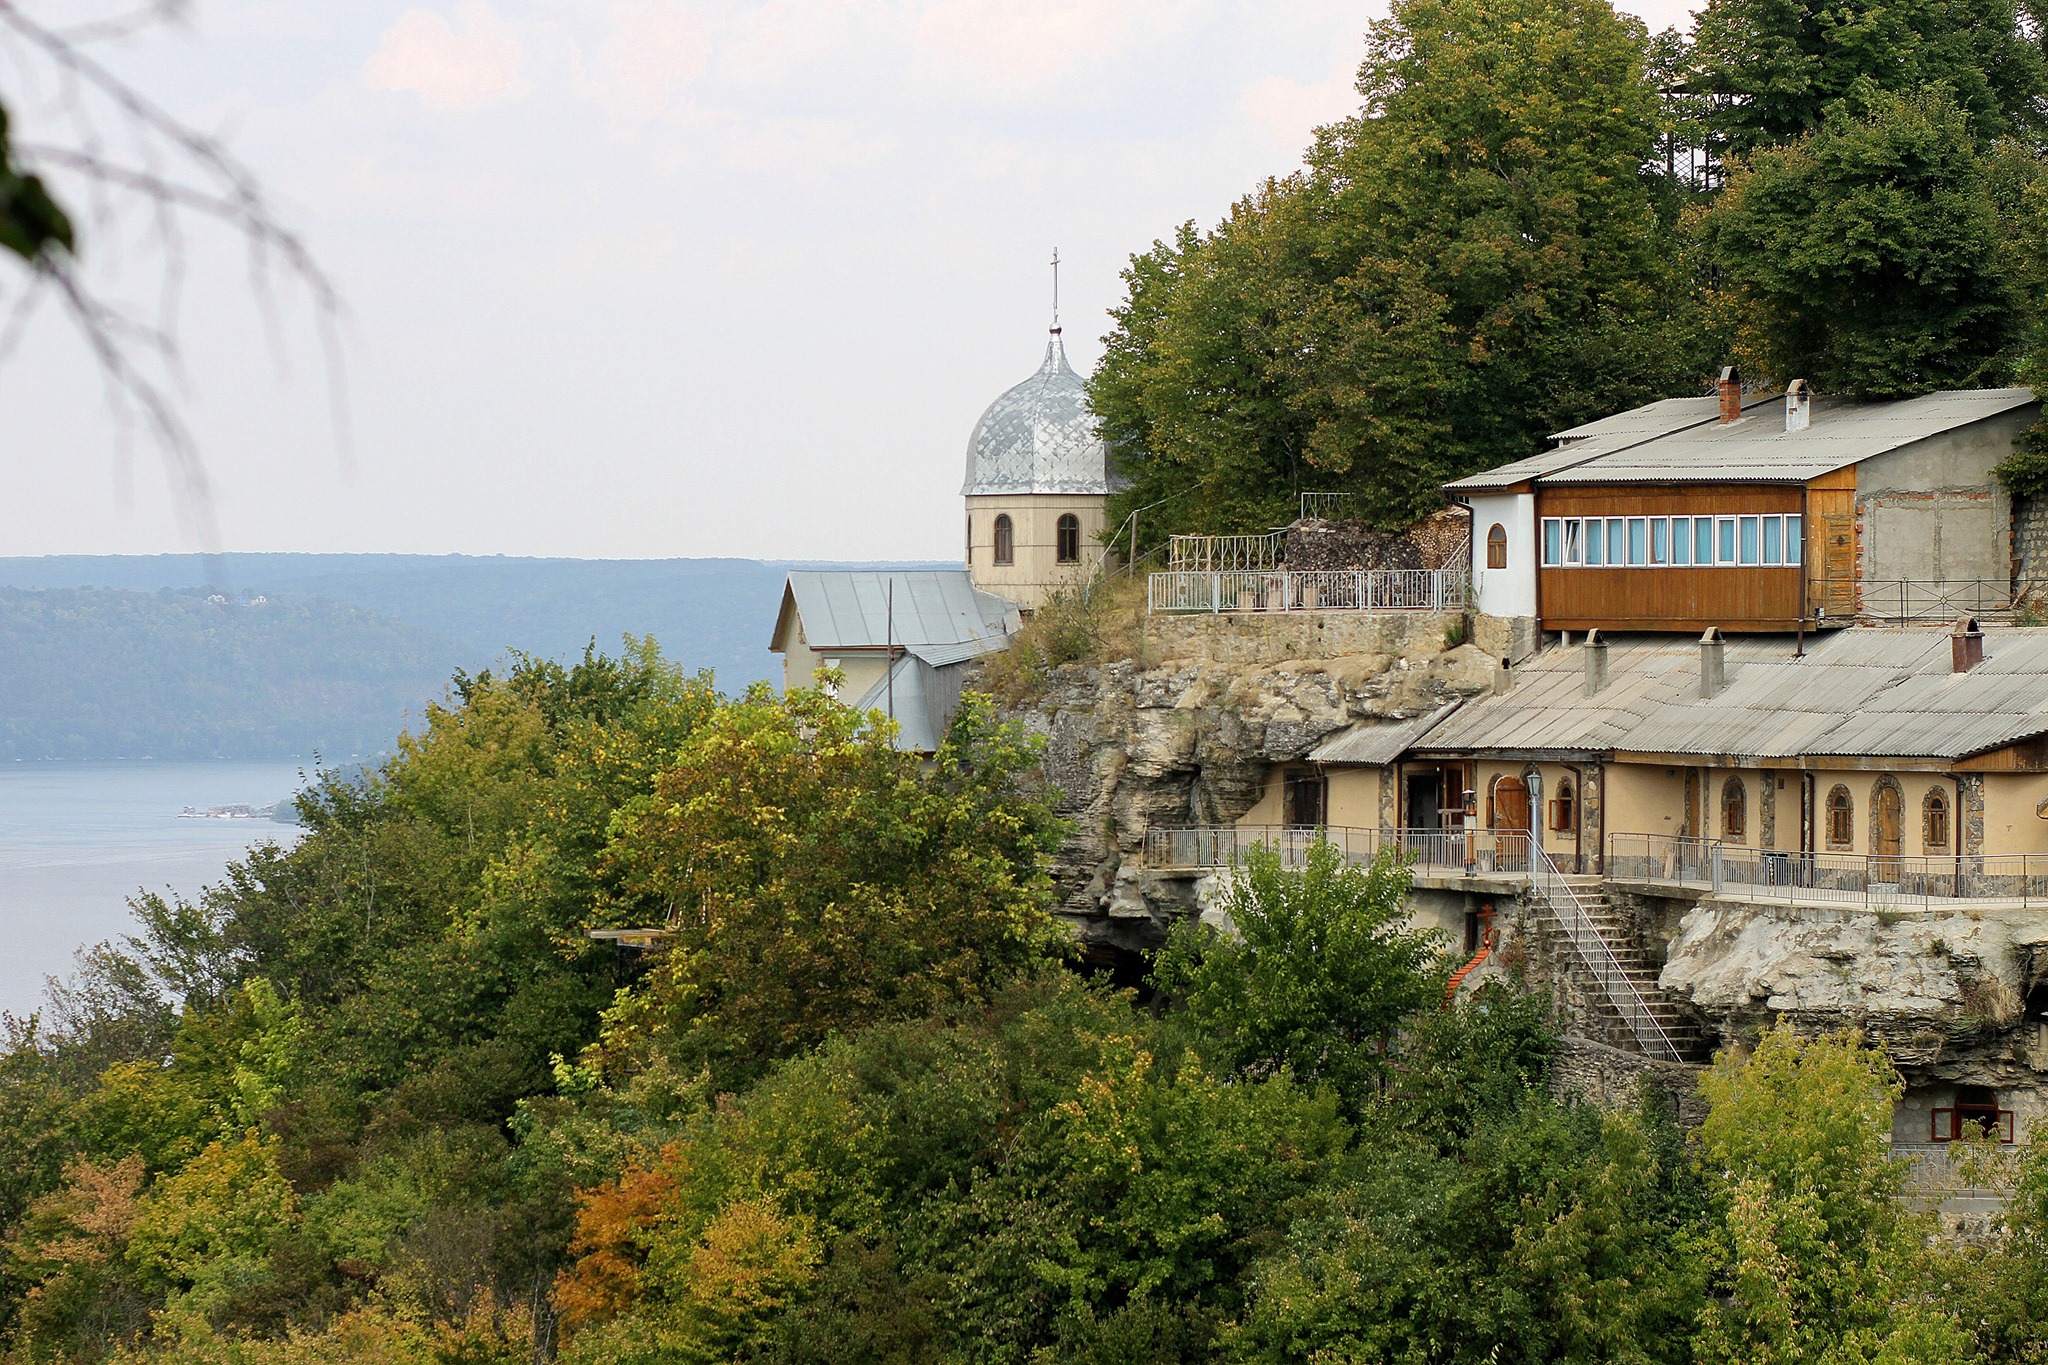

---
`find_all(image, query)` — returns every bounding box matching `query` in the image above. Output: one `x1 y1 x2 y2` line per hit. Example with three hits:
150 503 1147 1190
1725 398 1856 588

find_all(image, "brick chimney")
1700 626 1727 698
1584 628 1610 696
1784 378 1810 433
1953 616 1985 673
1718 366 1742 424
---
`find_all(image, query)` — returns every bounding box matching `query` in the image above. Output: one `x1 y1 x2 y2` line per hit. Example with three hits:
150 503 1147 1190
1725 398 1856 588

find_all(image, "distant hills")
0 555 949 760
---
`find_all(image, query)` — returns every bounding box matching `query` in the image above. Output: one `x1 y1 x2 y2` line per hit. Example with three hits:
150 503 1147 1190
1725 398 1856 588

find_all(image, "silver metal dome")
960 332 1110 497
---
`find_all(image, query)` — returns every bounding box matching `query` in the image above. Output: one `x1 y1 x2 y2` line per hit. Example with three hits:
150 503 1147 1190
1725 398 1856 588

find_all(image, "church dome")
961 332 1110 497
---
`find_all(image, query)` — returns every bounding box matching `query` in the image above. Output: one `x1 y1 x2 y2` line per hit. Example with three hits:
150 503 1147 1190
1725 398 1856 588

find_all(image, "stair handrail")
1525 835 1683 1063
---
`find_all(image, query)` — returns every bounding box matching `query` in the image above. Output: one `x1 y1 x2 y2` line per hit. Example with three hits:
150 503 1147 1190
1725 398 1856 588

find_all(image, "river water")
0 760 310 1018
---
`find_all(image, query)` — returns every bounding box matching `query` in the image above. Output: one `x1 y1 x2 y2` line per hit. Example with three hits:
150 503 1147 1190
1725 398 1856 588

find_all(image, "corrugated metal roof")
1405 628 2048 763
1546 388 2035 485
908 636 1011 668
779 571 1019 652
1311 703 1461 765
1442 388 2035 493
1445 394 1777 493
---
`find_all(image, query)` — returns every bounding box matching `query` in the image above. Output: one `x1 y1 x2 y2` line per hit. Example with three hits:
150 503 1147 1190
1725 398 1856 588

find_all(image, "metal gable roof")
1543 388 2036 486
778 571 1019 653
1443 388 2035 494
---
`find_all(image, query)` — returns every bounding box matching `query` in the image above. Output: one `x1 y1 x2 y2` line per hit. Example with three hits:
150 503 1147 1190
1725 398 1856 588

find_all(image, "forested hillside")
8 644 2048 1364
0 589 449 760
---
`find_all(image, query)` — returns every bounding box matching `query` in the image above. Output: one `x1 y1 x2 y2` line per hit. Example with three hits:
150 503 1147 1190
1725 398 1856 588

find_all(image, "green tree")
1152 842 1443 1110
1094 0 1707 539
1698 87 2018 395
593 688 1065 1085
1689 0 2048 154
1692 1026 1970 1364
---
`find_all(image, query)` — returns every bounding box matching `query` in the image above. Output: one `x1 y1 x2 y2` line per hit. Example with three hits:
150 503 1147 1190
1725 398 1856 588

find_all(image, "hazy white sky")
0 0 1697 562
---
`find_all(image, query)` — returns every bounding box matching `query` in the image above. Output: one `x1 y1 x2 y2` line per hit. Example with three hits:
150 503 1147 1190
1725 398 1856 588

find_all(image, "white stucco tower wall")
1468 491 1537 620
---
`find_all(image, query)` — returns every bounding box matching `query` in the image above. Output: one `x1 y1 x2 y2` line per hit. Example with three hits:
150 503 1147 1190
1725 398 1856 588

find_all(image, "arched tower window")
1487 523 1508 570
1827 785 1854 849
993 514 1014 566
965 515 972 565
1924 788 1951 852
1057 513 1081 564
1721 777 1746 842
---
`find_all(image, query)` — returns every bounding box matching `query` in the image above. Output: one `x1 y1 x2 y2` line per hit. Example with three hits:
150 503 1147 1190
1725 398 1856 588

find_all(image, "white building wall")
1470 492 1537 618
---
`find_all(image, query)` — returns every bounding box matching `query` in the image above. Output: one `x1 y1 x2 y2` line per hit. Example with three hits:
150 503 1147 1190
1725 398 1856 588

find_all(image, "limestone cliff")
995 610 1499 950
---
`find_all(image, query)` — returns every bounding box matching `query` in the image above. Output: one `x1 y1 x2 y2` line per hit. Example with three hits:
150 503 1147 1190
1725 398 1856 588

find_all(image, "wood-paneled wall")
1537 483 1818 632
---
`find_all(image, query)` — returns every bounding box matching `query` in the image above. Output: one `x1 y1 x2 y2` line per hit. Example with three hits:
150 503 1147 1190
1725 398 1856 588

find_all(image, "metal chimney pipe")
1584 628 1610 696
1700 626 1727 698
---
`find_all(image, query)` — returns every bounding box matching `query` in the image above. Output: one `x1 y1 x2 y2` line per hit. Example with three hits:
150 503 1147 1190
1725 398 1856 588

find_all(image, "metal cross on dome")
1050 247 1061 335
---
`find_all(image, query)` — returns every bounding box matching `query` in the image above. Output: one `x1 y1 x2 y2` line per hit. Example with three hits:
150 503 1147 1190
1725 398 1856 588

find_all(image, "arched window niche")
1721 776 1747 843
993 514 1014 566
1056 513 1081 565
1486 523 1508 570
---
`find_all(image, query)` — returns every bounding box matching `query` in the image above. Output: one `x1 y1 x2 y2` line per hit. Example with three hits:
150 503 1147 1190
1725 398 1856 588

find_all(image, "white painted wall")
1470 492 1537 618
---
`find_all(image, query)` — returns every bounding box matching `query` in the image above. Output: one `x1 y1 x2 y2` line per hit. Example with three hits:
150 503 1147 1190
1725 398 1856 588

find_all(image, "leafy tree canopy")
1689 0 2048 153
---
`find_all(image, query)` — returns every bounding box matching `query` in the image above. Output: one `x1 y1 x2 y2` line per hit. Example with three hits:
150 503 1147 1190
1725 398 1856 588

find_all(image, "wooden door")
1819 514 1856 615
1873 783 1903 879
1492 776 1531 870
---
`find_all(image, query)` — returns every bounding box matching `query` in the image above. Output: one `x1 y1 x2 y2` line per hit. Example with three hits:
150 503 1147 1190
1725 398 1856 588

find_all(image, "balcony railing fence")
1144 824 1527 874
1167 531 1286 574
1853 578 2015 625
1140 823 1680 1061
1147 567 1469 615
1606 832 2048 908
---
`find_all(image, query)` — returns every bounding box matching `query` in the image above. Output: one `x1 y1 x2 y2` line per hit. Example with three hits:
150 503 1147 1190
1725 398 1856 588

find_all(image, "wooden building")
1447 376 2037 635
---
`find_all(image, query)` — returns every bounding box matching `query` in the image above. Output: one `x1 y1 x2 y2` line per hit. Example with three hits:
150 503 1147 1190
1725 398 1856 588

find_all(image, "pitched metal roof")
1418 627 2048 764
1310 703 1460 766
850 654 939 753
774 571 1019 652
1443 388 2036 493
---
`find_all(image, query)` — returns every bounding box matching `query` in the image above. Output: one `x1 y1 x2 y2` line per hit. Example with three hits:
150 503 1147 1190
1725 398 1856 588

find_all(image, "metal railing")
1147 567 1469 614
1167 531 1286 573
1853 578 2015 625
1141 823 1682 1061
1143 824 1532 875
1606 832 2048 908
1528 839 1682 1062
1299 492 1354 522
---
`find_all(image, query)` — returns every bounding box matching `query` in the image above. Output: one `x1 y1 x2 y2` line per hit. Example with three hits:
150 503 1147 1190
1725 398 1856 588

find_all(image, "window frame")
1056 513 1082 565
1826 785 1854 850
1486 522 1509 570
1542 518 1562 567
992 513 1015 566
1925 788 1952 853
1721 776 1747 843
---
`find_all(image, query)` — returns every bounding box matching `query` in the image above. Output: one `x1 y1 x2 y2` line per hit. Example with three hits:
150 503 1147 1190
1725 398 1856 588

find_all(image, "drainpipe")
1954 773 1967 898
1568 762 1587 874
1797 484 1810 656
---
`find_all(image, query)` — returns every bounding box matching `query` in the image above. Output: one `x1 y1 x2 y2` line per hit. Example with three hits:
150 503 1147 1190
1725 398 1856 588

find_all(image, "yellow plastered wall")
1606 763 1687 842
1327 769 1382 828
1982 773 2048 855
966 493 1111 609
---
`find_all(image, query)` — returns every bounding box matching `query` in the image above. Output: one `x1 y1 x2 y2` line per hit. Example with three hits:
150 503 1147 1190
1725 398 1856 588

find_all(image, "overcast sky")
0 0 1696 563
